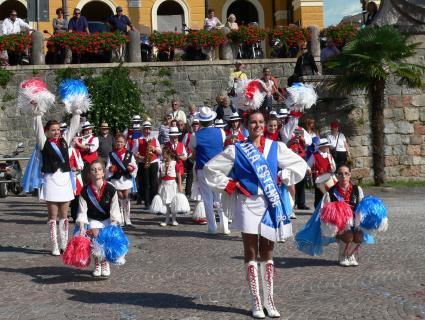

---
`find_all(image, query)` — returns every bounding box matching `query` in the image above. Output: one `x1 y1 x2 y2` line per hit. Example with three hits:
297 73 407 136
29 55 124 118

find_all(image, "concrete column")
307 25 320 57
128 30 141 63
30 31 45 65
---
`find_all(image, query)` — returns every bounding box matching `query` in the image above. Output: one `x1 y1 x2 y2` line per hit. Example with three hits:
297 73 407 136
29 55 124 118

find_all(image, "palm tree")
326 25 425 186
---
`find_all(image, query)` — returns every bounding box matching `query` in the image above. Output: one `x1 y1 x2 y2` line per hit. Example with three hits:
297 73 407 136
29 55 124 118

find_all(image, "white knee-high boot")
247 261 265 319
123 198 132 225
118 199 125 226
48 220 60 256
58 218 69 252
171 210 178 226
260 260 280 318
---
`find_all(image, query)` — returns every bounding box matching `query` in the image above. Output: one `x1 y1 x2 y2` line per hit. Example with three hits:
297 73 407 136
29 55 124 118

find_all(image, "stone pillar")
128 30 141 63
30 31 45 65
307 25 320 57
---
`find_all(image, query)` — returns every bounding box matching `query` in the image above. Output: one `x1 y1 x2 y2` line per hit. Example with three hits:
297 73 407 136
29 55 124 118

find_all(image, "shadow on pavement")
0 245 50 255
0 218 46 225
0 266 106 284
231 256 337 268
64 289 250 316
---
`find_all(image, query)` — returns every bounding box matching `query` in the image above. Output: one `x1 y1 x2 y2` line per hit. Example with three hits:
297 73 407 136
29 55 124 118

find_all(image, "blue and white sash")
235 141 292 242
111 152 127 172
87 186 106 214
50 141 76 191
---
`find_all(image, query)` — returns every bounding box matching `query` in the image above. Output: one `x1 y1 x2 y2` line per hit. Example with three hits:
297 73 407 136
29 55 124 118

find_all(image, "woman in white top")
204 110 307 318
225 14 238 31
327 121 350 166
204 8 223 31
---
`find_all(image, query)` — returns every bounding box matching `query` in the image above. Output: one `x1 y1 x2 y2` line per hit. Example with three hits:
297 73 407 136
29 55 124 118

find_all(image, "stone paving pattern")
0 188 424 320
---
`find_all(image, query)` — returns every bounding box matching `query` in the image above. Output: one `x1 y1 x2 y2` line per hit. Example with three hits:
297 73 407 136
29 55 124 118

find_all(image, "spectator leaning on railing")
68 8 89 34
2 9 33 65
52 8 68 34
107 6 135 62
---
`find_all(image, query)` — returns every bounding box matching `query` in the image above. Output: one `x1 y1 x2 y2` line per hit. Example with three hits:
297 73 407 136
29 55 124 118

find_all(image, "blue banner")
87 186 106 214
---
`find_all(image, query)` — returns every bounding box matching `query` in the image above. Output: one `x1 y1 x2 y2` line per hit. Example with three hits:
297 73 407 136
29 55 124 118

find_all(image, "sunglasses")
74 12 81 15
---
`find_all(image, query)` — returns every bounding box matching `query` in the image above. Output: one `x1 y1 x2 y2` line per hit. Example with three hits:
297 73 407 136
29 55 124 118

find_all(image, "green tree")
85 67 145 133
326 25 424 186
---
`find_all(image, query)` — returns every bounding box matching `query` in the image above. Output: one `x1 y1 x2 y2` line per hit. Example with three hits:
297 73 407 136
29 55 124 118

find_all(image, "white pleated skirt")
232 194 267 235
110 176 133 190
158 180 177 204
40 170 74 202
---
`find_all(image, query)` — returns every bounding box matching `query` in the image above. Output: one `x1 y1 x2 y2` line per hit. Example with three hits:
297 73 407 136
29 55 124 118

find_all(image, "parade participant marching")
69 138 84 222
97 122 114 164
151 148 183 226
106 133 138 226
204 110 307 318
126 122 142 152
264 114 280 141
295 163 388 267
163 127 187 180
123 114 142 139
188 107 229 235
307 138 337 208
182 119 200 197
74 121 99 184
76 160 122 277
224 112 245 147
132 121 162 209
20 79 91 256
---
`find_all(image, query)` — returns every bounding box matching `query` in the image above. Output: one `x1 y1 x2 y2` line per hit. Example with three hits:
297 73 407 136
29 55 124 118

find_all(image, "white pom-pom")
171 193 191 214
150 194 167 214
285 83 318 112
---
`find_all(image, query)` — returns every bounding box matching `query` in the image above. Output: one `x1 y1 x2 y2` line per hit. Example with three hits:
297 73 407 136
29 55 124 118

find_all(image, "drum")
315 173 338 193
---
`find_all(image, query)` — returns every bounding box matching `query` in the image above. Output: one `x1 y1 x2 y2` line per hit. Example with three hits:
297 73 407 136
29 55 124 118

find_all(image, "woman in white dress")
204 110 307 318
34 112 81 256
106 133 138 226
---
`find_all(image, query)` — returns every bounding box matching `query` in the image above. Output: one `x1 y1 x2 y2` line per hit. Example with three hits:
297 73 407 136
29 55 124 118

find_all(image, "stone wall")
0 57 424 182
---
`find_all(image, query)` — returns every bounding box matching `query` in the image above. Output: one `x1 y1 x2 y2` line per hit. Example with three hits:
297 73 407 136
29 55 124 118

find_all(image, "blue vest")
232 141 278 196
196 127 224 170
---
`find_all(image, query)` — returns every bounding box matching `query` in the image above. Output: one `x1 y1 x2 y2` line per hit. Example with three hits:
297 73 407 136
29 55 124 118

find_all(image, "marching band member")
204 110 307 318
224 112 245 147
126 122 142 152
307 138 337 208
189 107 229 235
74 121 99 184
132 121 162 209
123 114 142 139
106 133 138 226
164 127 187 183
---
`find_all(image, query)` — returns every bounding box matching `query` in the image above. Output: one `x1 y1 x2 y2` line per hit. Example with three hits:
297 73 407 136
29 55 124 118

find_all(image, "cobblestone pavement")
0 188 424 320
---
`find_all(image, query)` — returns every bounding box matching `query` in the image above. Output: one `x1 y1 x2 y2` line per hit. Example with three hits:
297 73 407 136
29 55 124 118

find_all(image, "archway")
227 0 258 26
152 0 189 32
80 0 114 22
0 0 27 21
222 0 264 28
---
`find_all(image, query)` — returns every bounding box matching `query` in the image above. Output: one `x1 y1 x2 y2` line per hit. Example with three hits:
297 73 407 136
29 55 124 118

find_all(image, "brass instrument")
144 139 153 169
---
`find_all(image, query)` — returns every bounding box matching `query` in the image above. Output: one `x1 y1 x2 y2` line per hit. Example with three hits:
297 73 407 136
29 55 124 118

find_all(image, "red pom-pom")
244 80 261 100
320 201 353 235
20 79 48 94
63 236 92 268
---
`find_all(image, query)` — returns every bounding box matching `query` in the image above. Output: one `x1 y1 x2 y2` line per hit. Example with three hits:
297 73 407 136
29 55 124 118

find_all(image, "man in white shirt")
170 99 187 124
2 10 30 35
2 10 32 65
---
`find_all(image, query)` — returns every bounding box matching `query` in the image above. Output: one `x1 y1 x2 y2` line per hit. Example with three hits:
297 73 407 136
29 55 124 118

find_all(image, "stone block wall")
0 57 424 182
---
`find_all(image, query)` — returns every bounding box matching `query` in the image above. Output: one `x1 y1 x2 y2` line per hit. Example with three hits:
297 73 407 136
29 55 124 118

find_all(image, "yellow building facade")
0 0 323 34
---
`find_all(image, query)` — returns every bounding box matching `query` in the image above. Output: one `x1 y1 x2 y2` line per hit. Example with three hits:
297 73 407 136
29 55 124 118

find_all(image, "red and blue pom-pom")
355 196 388 233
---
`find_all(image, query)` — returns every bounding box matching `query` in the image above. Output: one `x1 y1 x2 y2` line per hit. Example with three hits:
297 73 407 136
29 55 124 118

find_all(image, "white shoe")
92 258 102 277
160 222 168 227
48 220 60 256
101 260 110 277
171 221 179 226
52 245 60 256
290 212 297 219
339 257 351 267
348 255 359 266
222 229 231 235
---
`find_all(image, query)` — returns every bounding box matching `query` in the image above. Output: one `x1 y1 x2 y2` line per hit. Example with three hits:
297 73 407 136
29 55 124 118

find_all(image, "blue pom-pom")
96 225 129 264
58 79 91 113
355 196 388 232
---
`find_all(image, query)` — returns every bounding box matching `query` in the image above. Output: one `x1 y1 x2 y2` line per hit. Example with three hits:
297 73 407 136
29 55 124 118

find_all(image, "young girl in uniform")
106 134 138 226
76 160 122 277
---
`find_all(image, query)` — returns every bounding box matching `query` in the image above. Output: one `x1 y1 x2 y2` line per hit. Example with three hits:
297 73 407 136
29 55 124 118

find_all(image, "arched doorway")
0 0 27 21
222 0 264 28
80 0 114 22
152 0 189 32
226 0 258 26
